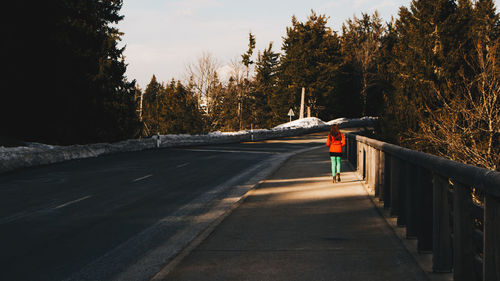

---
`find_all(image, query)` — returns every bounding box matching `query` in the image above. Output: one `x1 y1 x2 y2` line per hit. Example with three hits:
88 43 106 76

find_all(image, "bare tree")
185 51 221 113
228 57 246 85
184 52 228 131
418 42 500 170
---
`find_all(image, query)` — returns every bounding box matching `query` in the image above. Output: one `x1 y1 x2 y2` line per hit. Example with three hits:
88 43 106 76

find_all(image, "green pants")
330 156 341 176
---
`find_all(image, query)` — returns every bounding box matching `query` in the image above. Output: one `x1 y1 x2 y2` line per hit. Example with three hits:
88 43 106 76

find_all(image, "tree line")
380 0 500 170
138 12 363 135
2 0 138 145
1 0 498 170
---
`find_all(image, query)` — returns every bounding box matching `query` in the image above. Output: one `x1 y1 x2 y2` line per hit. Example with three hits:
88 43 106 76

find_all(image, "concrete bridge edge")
347 160 453 281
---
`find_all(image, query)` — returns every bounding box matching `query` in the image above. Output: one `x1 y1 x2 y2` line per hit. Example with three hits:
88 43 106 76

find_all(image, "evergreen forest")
1 0 498 170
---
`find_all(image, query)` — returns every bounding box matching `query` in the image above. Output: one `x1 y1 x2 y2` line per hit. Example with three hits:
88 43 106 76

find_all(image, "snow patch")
326 118 349 125
274 117 328 129
1 117 377 174
326 116 378 125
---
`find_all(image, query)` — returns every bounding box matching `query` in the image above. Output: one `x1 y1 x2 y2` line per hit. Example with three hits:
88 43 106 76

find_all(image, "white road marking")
176 163 190 168
179 148 278 154
54 195 92 209
0 211 32 225
132 174 153 182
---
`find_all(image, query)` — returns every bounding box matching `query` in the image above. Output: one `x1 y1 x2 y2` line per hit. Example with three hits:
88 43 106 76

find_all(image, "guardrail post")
367 145 371 184
373 148 380 198
352 138 357 167
371 147 375 189
405 162 417 238
416 167 433 253
378 150 385 202
484 194 500 281
346 137 352 163
368 146 373 189
365 145 370 186
353 138 357 167
432 174 453 272
362 144 368 180
354 139 358 168
347 137 356 167
390 156 400 217
383 153 391 209
372 147 377 190
350 137 356 168
453 182 476 281
397 159 407 226
372 148 376 189
358 143 363 175
362 146 367 180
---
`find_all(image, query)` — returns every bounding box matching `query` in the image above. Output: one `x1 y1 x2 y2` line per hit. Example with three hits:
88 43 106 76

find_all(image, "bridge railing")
345 133 500 281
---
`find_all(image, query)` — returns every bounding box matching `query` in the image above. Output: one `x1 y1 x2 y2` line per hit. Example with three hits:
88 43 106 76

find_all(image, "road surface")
0 132 325 281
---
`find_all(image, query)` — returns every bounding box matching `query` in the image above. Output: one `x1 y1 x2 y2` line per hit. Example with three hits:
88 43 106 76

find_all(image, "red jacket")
326 133 345 153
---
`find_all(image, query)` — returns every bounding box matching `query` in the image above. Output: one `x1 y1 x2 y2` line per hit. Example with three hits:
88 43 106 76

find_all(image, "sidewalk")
155 146 429 281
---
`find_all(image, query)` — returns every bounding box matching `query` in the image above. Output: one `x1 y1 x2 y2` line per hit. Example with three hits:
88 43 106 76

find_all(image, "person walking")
326 124 345 183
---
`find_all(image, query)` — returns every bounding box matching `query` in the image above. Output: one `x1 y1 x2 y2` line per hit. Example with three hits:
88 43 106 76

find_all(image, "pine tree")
163 81 204 134
376 20 399 142
329 62 363 118
385 0 457 147
276 11 343 123
142 75 164 136
253 43 280 128
219 77 241 131
411 0 500 169
53 0 139 143
240 33 256 130
472 0 499 45
340 12 385 116
2 0 139 144
241 33 257 78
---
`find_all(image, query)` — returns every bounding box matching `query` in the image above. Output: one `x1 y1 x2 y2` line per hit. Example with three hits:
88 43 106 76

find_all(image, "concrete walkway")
155 147 429 281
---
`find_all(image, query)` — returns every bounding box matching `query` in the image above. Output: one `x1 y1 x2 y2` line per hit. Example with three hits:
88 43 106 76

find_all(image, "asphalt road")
0 132 326 281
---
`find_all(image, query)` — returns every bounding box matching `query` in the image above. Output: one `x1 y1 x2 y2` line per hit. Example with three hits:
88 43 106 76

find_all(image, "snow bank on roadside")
0 117 377 174
326 116 378 126
273 117 328 129
273 116 377 130
326 118 349 125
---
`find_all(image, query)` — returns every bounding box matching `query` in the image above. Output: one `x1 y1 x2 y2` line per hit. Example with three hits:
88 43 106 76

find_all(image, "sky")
118 0 499 88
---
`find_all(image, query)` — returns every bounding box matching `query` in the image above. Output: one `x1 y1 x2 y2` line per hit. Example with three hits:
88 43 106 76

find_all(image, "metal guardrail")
345 133 500 281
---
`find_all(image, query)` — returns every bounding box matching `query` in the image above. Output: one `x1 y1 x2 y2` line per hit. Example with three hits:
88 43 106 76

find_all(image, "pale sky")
118 0 499 88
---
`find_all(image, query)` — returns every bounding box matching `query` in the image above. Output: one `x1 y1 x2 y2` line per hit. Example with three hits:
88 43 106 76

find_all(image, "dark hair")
329 124 341 141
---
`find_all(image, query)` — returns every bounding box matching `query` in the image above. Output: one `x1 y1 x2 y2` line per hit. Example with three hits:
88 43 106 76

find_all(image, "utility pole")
135 89 145 138
155 91 161 135
138 91 144 122
238 95 242 131
299 87 305 119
